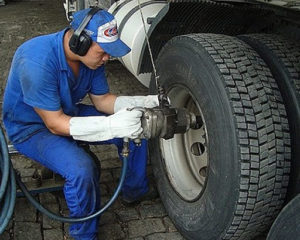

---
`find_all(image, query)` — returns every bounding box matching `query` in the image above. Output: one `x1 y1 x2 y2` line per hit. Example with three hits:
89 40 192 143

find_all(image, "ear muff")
69 31 92 56
69 7 101 56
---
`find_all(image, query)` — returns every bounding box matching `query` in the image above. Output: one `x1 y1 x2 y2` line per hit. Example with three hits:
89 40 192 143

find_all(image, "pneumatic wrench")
131 87 202 144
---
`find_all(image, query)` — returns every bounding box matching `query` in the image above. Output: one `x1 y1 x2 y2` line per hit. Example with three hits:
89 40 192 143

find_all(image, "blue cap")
71 8 131 57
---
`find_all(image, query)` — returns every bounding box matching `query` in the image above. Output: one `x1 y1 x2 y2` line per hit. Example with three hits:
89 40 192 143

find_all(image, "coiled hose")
0 126 16 234
0 126 128 233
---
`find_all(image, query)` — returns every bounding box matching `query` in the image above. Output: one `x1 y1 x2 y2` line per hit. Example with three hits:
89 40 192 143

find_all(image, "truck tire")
149 33 291 240
266 193 300 240
238 34 300 199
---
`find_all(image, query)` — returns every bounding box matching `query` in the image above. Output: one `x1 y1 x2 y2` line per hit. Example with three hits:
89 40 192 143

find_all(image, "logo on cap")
104 26 118 37
97 19 119 43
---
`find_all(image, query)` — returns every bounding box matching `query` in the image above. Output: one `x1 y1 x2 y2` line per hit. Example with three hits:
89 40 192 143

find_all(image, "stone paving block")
0 231 10 240
39 192 57 205
19 168 35 178
14 222 42 240
146 166 154 176
128 219 166 238
53 191 70 212
116 208 140 222
99 211 117 226
11 155 35 170
100 170 113 183
100 183 109 196
101 196 122 210
14 197 36 222
92 145 119 161
101 158 121 170
139 203 167 219
4 219 13 232
145 232 184 240
42 203 62 229
112 168 122 180
163 217 178 232
106 181 120 195
43 228 64 240
98 223 125 240
59 199 68 212
61 208 70 217
63 223 72 239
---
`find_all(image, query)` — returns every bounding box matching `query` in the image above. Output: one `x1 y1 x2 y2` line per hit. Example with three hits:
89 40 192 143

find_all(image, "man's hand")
70 109 143 142
108 109 143 139
114 95 159 113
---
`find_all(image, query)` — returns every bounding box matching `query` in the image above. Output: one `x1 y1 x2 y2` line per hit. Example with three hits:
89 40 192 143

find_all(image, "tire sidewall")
150 37 241 238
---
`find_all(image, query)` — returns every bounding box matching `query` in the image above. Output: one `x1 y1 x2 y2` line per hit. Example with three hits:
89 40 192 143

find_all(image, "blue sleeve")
90 66 109 95
19 59 60 111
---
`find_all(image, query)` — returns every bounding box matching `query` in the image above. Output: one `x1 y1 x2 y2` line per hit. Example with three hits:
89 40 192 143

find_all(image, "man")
2 8 158 240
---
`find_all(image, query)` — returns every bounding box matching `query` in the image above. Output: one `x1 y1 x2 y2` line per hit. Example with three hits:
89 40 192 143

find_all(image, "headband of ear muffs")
69 7 102 56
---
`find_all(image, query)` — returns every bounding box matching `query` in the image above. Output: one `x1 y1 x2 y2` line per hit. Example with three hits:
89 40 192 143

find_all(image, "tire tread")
182 33 291 239
238 34 300 198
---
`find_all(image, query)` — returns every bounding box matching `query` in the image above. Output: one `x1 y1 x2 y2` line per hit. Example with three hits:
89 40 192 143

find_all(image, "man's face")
80 42 110 69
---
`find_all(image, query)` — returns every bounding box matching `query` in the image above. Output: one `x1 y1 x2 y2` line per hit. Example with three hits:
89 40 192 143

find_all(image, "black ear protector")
69 7 102 56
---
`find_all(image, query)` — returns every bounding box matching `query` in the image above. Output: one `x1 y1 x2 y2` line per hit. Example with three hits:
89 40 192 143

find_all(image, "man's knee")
66 157 99 183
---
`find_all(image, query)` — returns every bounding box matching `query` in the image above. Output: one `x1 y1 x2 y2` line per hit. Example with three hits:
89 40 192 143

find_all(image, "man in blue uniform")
2 8 158 240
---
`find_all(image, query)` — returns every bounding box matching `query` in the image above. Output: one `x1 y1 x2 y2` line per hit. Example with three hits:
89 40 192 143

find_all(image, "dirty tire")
266 193 300 240
149 33 291 240
238 34 300 198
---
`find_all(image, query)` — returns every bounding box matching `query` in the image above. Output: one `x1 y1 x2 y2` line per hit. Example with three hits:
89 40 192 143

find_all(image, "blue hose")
0 126 16 234
16 156 128 223
0 126 128 232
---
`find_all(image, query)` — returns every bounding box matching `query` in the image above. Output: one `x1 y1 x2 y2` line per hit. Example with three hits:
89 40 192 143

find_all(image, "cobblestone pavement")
0 1 184 240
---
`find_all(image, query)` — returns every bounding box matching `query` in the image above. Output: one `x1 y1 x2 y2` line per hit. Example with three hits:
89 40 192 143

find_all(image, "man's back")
3 30 63 144
3 27 110 145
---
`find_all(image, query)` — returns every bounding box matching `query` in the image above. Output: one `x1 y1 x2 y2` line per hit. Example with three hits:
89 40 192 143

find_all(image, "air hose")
0 126 129 233
0 126 16 234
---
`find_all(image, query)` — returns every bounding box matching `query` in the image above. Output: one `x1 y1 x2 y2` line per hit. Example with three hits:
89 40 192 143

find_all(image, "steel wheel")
160 85 208 201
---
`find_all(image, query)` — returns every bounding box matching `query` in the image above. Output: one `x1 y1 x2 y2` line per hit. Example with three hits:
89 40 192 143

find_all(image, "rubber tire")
266 194 300 240
149 33 291 240
238 34 300 199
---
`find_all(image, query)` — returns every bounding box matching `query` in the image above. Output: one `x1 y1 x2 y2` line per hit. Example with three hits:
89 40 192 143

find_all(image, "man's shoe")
121 185 159 206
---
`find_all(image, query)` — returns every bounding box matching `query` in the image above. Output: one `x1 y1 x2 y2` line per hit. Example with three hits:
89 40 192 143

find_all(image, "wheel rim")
160 85 208 202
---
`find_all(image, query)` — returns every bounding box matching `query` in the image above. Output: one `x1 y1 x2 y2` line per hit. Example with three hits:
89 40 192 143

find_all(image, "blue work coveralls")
2 28 148 240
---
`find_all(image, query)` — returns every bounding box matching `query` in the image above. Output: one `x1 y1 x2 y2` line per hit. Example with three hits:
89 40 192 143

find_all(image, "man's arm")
34 108 71 136
89 92 117 114
35 93 117 136
34 105 143 141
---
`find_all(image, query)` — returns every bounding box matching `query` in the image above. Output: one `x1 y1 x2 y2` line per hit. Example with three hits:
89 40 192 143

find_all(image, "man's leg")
78 104 149 201
15 129 100 240
119 139 149 201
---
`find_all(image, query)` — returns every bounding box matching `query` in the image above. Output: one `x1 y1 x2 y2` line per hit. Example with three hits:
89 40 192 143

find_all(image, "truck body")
64 1 300 239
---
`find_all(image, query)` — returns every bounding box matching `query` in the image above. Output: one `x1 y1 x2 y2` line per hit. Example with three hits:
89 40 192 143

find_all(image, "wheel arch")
139 0 277 77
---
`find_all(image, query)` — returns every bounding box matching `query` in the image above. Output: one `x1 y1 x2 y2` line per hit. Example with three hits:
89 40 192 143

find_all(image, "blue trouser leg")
15 130 100 240
77 104 149 200
118 140 149 200
14 104 148 240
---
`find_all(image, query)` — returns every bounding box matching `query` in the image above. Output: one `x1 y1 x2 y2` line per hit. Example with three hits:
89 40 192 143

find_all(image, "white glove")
70 109 143 142
114 95 159 113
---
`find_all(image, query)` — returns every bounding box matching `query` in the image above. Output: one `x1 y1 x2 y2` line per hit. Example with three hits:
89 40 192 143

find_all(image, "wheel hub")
160 86 208 201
